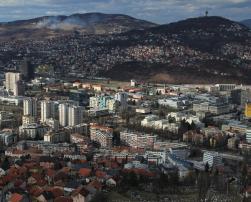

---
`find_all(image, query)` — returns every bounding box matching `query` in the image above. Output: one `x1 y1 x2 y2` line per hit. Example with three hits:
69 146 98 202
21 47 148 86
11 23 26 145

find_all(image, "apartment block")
120 131 157 149
90 124 113 148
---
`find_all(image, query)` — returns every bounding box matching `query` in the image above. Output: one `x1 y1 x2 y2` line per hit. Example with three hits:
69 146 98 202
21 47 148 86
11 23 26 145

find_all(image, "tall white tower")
68 105 83 127
41 100 55 123
115 92 128 110
13 80 24 96
23 98 37 117
5 72 22 95
59 103 69 127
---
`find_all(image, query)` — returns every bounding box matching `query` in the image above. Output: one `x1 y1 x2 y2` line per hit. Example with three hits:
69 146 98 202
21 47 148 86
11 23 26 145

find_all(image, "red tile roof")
1 174 15 185
95 170 106 178
8 167 19 178
49 187 64 198
14 179 25 188
54 196 73 202
79 168 91 177
9 193 23 202
31 173 42 181
28 186 44 197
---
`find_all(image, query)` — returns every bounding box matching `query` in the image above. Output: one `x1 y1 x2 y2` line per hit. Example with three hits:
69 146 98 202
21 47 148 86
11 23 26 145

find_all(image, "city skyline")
0 0 250 24
0 1 250 199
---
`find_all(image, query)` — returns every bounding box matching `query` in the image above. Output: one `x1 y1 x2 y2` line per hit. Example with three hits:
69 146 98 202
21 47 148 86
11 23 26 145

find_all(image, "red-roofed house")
49 187 64 198
79 168 91 177
9 193 23 202
71 187 90 202
55 196 73 202
14 179 26 189
95 170 106 179
28 186 44 197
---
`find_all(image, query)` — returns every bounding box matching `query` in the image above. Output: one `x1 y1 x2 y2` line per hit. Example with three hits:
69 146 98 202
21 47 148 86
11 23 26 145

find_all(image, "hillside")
101 16 251 83
0 13 157 40
241 19 251 29
0 16 251 84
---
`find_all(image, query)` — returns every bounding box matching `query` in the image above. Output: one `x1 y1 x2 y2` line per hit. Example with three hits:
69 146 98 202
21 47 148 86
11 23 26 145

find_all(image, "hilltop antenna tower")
205 10 209 17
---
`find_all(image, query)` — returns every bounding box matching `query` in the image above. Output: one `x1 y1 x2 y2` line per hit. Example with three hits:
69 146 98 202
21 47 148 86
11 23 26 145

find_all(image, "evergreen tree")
190 121 197 130
198 171 211 202
2 157 10 171
128 172 138 187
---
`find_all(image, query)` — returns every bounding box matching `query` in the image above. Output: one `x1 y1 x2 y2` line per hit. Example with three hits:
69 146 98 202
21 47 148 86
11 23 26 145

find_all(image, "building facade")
41 100 56 123
120 131 157 149
90 124 113 148
23 98 37 117
68 105 83 127
59 103 69 127
203 151 223 167
245 103 251 118
115 92 128 110
5 72 22 95
246 129 251 144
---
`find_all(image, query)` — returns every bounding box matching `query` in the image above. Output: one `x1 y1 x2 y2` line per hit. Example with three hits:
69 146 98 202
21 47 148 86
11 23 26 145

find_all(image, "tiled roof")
14 179 25 188
9 193 23 202
28 185 44 197
79 168 91 177
54 196 73 202
72 186 89 197
49 187 64 198
31 173 42 181
95 170 106 178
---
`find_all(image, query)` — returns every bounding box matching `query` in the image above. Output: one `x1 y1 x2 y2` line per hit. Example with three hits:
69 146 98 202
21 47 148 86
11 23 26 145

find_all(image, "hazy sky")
0 0 250 24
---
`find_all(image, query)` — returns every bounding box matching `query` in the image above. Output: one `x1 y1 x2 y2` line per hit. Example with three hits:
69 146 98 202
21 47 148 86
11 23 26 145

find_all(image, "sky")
0 0 250 24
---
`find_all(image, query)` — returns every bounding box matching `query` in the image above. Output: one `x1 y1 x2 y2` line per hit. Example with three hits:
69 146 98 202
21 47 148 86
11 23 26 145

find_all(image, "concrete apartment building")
59 103 69 127
41 100 56 123
23 98 37 117
120 131 157 149
59 103 83 127
4 72 23 96
68 105 83 127
203 151 223 167
90 124 113 148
